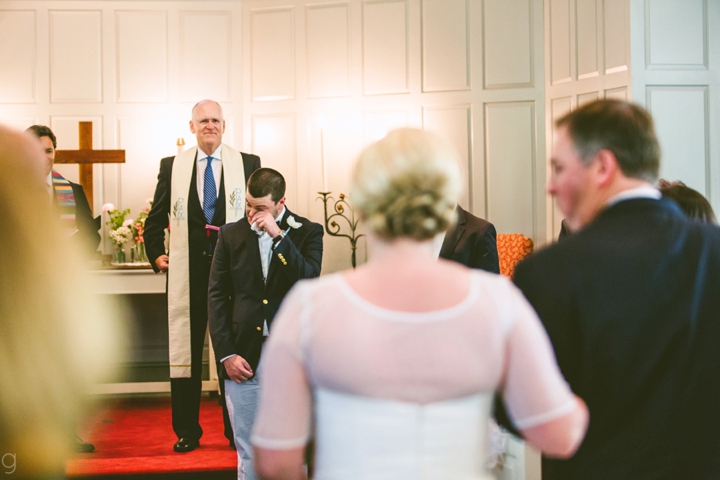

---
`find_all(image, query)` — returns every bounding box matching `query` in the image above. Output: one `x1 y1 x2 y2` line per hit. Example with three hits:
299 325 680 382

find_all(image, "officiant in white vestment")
144 100 261 453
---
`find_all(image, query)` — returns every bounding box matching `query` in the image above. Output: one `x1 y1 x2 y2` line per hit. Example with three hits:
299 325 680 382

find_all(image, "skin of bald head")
190 100 225 156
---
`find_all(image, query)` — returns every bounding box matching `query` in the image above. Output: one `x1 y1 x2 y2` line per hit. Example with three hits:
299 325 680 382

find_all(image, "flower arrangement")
102 199 154 264
130 198 153 263
103 203 131 263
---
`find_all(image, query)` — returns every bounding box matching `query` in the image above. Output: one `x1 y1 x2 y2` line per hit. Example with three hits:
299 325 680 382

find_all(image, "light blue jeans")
225 362 262 480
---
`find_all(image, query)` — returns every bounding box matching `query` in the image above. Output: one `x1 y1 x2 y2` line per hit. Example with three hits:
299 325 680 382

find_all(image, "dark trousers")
171 257 232 442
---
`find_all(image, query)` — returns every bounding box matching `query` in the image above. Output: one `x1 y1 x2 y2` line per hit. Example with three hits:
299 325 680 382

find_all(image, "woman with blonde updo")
251 128 588 480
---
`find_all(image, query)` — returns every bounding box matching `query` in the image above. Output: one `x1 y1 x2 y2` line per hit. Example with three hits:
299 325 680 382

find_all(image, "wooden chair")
496 233 534 278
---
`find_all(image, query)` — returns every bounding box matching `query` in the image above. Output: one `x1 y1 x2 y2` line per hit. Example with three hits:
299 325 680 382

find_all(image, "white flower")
102 203 115 213
287 216 302 229
123 219 134 227
109 226 131 245
146 197 154 204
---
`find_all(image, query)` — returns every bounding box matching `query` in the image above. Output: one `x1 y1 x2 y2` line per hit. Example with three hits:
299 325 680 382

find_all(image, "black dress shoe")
75 436 95 453
173 437 199 453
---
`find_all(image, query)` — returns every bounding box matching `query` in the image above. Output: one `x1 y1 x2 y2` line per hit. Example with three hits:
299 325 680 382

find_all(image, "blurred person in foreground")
658 179 716 224
250 128 588 480
0 125 123 478
510 99 720 479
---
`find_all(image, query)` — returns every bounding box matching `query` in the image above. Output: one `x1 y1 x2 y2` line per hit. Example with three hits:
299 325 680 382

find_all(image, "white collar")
197 145 223 162
606 186 661 207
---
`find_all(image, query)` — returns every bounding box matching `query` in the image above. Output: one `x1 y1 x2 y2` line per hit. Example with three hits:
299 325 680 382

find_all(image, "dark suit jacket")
65 180 100 254
512 198 720 480
208 208 323 377
439 205 499 273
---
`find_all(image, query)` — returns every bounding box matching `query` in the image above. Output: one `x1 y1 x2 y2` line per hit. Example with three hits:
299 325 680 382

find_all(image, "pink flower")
102 203 115 213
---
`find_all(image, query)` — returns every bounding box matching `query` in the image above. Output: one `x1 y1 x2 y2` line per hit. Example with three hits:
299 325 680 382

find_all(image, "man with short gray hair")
511 99 720 479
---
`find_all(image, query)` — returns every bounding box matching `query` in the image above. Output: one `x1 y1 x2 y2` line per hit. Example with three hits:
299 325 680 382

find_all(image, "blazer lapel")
266 207 293 281
440 205 466 259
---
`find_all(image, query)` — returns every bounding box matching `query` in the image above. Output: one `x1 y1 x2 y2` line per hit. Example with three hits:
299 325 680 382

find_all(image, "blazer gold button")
262 299 268 304
256 326 261 331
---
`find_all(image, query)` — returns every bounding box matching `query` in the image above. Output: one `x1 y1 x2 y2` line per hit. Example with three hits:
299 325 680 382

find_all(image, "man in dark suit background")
26 124 101 454
144 100 261 453
26 125 100 255
511 99 720 479
439 204 499 273
208 168 323 480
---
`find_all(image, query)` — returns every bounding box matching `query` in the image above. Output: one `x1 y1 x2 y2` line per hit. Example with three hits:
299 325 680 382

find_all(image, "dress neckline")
336 271 479 322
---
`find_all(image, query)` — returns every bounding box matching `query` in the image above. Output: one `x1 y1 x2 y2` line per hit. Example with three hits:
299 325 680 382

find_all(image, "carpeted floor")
66 396 236 479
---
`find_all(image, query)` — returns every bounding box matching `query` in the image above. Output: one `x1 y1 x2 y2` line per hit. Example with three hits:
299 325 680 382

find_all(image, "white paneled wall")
244 0 547 274
630 0 720 212
544 0 631 240
0 0 548 274
0 1 243 254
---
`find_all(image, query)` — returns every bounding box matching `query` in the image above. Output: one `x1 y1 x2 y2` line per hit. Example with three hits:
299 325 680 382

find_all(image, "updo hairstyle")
351 128 462 240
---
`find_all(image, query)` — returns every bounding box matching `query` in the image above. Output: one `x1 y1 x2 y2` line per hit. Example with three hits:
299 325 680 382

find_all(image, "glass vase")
115 247 126 264
138 242 147 263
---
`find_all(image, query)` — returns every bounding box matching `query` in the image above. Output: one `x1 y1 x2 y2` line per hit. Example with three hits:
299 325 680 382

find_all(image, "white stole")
168 144 247 378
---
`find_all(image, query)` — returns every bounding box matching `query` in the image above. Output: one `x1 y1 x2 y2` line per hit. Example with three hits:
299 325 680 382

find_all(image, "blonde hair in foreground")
0 126 124 478
351 128 462 240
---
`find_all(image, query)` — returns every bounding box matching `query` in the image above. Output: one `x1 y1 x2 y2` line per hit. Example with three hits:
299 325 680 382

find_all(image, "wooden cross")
54 121 125 212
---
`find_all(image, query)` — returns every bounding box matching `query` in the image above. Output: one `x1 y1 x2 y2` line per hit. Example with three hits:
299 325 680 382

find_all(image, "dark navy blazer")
513 198 720 480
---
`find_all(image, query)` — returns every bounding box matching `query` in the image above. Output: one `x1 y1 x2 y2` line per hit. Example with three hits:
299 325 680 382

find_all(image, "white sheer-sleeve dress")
251 271 577 480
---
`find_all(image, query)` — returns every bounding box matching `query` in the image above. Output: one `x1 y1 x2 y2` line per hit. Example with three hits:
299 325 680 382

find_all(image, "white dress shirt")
195 145 223 208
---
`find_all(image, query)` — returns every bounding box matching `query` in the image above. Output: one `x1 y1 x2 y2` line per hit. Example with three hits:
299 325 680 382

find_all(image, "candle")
320 128 328 192
176 137 186 156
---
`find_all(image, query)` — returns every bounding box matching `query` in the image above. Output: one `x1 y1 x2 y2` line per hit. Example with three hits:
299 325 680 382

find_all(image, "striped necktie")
203 156 217 223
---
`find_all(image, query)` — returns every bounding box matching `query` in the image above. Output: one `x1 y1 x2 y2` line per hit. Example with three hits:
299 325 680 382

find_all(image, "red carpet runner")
67 396 236 479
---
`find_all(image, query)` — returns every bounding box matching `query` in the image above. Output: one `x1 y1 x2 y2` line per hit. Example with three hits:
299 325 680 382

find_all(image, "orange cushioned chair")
496 234 534 278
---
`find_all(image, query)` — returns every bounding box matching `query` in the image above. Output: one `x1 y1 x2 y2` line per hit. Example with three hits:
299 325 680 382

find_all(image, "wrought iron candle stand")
317 192 364 268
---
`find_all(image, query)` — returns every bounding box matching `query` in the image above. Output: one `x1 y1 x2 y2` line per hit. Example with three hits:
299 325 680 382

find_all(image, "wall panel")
116 11 168 102
646 0 706 67
423 105 472 209
117 116 180 215
485 102 535 236
421 0 468 92
180 11 231 101
251 113 298 206
483 0 533 88
576 0 598 78
363 0 408 95
549 0 571 84
251 7 295 101
577 91 599 105
0 10 36 103
50 10 102 102
604 0 628 73
363 109 408 146
647 86 708 195
306 3 350 98
604 86 627 100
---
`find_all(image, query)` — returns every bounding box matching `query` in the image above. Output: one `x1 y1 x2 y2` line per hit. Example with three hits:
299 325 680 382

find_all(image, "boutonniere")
286 216 302 229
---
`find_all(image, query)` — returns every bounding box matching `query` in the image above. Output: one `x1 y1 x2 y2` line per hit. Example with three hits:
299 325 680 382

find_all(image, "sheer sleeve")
251 281 314 449
501 288 577 430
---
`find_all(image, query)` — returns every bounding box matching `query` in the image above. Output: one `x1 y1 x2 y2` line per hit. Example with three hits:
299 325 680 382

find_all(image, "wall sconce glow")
254 124 278 146
368 127 387 142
